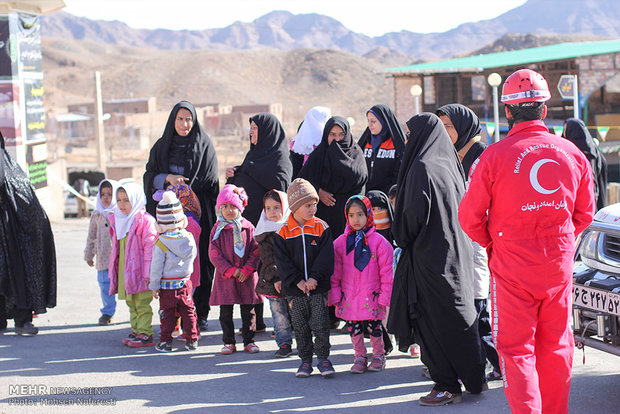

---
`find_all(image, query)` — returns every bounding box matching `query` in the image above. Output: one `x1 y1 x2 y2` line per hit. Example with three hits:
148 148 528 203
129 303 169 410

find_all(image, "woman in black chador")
387 113 485 406
298 116 368 238
144 101 220 331
0 131 56 335
226 113 292 226
226 112 292 331
563 117 608 210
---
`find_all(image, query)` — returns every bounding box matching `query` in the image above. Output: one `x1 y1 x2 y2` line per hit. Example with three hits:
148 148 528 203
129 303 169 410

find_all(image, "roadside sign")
558 75 576 100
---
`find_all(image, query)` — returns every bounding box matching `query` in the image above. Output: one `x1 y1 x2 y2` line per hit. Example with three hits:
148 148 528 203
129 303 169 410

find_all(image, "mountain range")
41 0 620 60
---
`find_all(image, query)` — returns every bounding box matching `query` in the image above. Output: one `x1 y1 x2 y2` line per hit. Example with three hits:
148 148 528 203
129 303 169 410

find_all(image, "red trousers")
159 282 198 342
492 272 573 414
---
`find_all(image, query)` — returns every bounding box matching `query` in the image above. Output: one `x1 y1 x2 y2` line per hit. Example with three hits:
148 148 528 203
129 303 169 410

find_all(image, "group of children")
84 176 397 378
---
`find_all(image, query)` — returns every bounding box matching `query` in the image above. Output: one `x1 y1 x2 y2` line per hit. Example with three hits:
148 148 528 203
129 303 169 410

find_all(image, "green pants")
125 290 153 336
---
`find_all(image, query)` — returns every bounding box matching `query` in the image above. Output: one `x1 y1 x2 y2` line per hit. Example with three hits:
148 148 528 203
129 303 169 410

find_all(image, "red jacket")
459 120 594 272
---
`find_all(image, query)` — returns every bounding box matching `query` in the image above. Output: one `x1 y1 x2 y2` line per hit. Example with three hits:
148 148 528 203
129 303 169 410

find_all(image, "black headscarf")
366 190 395 246
437 103 486 177
358 104 406 155
563 118 608 210
0 131 56 315
299 116 367 194
230 113 292 225
437 104 481 151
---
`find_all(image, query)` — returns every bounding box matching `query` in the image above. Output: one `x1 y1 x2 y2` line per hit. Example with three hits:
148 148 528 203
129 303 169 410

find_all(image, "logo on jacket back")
311 240 317 246
529 159 560 194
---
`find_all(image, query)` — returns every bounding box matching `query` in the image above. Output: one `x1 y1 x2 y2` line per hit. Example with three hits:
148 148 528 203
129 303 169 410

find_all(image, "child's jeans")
220 304 255 346
347 320 385 357
268 297 292 347
287 293 330 361
159 282 198 342
97 270 116 317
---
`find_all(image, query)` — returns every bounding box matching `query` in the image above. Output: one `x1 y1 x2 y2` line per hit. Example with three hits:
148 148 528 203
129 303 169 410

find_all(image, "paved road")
1 219 618 413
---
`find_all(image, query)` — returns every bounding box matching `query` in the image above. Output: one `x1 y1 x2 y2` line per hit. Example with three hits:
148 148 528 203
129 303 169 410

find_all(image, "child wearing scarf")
254 190 293 358
108 182 158 347
84 179 119 326
208 184 262 354
329 195 394 373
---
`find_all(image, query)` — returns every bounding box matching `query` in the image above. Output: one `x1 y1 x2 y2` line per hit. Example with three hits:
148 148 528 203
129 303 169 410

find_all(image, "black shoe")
274 344 292 358
155 341 173 352
15 322 38 336
197 317 208 331
98 314 114 325
185 341 198 351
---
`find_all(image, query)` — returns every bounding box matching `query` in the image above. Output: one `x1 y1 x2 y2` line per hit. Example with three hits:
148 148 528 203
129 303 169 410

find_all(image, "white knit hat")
156 191 187 232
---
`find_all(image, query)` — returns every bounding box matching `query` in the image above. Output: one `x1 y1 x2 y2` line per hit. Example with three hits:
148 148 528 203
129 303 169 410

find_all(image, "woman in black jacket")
358 104 406 195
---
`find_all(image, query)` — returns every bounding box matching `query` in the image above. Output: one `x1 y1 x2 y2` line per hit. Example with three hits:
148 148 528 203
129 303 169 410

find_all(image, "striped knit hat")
156 191 187 233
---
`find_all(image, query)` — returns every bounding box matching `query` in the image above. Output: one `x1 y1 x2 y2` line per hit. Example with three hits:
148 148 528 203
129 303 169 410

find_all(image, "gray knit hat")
287 178 318 213
156 191 187 232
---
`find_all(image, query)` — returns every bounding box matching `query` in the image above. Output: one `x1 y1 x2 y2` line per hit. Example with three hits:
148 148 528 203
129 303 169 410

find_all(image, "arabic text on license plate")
573 285 620 316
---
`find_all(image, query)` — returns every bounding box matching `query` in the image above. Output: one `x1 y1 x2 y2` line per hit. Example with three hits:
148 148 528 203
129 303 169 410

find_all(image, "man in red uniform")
458 69 595 414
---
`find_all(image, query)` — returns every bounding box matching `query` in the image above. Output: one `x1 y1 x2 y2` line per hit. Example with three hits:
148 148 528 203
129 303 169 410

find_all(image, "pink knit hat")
216 184 248 213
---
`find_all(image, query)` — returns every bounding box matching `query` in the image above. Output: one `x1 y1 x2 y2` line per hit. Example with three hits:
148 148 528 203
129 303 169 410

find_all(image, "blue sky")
63 0 527 37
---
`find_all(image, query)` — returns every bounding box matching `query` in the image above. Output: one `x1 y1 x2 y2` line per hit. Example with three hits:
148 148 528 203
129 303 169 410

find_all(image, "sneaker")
486 370 502 381
171 325 182 338
368 355 386 372
410 343 421 358
270 331 275 338
221 344 237 354
274 344 292 358
128 334 154 348
155 341 172 352
350 356 368 374
296 361 313 378
122 332 137 345
317 359 335 377
185 341 198 351
15 322 38 336
419 389 463 406
197 317 208 331
98 314 114 325
244 343 260 353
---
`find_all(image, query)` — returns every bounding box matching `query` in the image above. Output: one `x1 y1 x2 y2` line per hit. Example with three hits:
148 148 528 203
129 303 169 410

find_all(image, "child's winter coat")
108 210 158 295
209 217 262 306
329 223 394 321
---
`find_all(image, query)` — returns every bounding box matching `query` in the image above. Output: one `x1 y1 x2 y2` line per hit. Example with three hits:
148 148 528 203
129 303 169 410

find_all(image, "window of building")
423 76 436 104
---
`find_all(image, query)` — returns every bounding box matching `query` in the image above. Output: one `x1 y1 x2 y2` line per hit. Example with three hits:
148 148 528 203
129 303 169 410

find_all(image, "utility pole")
94 71 106 172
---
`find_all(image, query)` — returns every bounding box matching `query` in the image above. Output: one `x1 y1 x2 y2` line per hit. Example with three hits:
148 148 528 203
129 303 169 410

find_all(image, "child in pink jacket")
109 182 158 348
329 195 393 373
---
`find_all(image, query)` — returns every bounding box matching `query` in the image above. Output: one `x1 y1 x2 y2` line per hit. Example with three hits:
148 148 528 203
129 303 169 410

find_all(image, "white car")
573 203 620 356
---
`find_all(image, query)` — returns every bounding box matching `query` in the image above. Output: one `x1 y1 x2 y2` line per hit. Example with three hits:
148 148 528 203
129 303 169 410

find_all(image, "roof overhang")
0 1 65 15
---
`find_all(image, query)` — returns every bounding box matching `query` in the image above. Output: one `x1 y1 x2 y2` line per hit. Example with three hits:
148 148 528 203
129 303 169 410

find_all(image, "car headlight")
579 230 600 260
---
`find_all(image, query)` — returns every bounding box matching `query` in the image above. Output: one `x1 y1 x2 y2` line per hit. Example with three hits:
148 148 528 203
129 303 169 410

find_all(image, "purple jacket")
329 227 394 321
209 217 262 306
108 210 158 295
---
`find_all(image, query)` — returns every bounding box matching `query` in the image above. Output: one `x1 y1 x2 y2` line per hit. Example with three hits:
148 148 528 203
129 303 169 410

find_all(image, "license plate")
573 284 620 316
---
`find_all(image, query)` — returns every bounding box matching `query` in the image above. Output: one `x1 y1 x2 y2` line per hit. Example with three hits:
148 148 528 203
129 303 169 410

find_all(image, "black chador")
387 113 485 395
0 131 56 323
144 101 220 321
